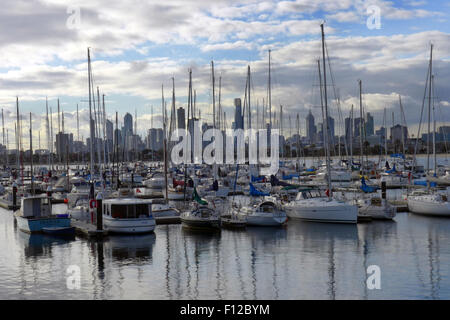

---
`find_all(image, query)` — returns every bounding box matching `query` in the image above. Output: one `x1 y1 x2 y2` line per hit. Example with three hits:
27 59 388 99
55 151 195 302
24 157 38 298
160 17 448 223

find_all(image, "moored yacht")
14 196 73 233
284 191 358 224
180 205 221 231
235 197 287 227
102 198 156 234
407 192 450 216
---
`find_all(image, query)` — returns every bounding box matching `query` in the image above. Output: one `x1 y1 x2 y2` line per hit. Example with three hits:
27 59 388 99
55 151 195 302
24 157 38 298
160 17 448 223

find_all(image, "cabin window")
111 205 127 219
136 204 149 218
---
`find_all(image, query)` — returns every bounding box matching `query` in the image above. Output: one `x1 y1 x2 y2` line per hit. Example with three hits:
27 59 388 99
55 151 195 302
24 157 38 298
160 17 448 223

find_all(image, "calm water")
0 205 449 299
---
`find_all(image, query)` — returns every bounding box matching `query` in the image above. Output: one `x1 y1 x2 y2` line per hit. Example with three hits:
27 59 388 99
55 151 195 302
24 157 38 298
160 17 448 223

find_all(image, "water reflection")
1 207 450 299
104 234 156 262
17 232 75 258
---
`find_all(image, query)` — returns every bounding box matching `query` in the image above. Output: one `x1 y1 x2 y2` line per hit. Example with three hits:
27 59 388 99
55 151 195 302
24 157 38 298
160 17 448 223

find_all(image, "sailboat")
180 188 221 231
407 44 450 217
284 23 358 224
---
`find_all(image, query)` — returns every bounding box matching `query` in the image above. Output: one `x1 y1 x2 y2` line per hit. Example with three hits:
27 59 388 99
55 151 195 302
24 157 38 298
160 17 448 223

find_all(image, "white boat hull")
103 216 156 233
285 201 358 223
407 197 450 216
245 214 287 226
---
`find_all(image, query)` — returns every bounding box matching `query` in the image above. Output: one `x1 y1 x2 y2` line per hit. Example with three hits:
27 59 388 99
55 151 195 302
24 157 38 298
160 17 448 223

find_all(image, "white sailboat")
407 45 450 217
235 196 287 226
284 24 358 224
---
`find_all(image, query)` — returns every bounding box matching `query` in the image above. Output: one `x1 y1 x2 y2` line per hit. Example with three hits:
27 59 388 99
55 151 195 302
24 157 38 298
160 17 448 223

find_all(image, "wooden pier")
71 220 108 239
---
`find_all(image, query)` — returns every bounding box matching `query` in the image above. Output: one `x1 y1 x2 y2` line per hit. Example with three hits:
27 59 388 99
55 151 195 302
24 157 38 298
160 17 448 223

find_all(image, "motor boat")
14 196 72 233
102 198 156 234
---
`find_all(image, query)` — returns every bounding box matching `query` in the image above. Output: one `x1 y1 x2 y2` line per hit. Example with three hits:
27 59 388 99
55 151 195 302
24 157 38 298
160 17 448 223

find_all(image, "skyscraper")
306 110 316 143
326 116 335 144
365 112 374 136
345 117 353 143
234 98 243 130
106 119 113 153
177 107 186 129
123 112 133 136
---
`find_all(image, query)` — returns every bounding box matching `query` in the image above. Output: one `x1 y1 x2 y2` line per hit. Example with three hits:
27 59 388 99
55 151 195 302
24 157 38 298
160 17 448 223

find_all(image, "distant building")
147 128 164 151
106 119 113 152
122 112 133 140
177 107 186 129
234 98 243 130
391 124 408 144
345 117 353 143
376 127 386 138
55 132 73 157
306 110 316 143
354 117 363 138
365 112 374 136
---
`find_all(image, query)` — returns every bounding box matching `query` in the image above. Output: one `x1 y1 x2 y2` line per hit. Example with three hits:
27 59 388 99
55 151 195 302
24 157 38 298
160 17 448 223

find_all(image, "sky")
0 0 449 150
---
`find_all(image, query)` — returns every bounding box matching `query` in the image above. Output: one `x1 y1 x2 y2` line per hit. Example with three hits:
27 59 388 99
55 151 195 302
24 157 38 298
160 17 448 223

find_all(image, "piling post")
96 192 103 231
381 181 386 200
12 181 17 208
46 185 53 214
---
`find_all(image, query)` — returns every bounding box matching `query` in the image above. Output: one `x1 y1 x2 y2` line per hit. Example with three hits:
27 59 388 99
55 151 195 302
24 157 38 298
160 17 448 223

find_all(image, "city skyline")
0 1 449 151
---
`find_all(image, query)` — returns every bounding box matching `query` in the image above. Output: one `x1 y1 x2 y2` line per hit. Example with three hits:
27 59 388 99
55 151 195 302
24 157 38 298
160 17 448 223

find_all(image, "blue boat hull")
42 227 75 235
16 216 71 233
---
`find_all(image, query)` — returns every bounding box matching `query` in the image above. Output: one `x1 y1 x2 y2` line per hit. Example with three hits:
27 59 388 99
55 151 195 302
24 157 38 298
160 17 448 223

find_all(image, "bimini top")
103 198 153 205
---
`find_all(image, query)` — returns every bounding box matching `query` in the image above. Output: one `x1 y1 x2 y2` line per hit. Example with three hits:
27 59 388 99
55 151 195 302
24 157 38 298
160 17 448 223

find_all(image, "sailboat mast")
29 113 34 195
432 74 436 174
211 61 216 129
77 103 80 164
359 80 364 173
268 50 272 129
161 84 169 200
248 65 251 129
87 48 94 176
320 23 332 197
427 44 433 173
1 109 5 166
383 107 387 159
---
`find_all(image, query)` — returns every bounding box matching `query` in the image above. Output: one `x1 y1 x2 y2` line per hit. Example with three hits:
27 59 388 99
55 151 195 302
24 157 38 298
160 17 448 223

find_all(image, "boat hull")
407 198 450 216
15 216 71 233
245 215 287 226
181 218 221 231
285 202 357 224
103 216 156 234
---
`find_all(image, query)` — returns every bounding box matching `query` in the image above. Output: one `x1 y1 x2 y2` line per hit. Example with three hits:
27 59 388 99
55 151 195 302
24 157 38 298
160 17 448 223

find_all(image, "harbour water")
1 204 449 299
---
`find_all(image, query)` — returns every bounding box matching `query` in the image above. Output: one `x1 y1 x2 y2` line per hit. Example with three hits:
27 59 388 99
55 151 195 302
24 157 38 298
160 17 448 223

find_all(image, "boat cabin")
103 199 153 219
21 196 51 218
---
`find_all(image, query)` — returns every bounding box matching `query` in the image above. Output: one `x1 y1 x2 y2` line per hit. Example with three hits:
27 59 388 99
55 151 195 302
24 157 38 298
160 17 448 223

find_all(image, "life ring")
89 199 97 209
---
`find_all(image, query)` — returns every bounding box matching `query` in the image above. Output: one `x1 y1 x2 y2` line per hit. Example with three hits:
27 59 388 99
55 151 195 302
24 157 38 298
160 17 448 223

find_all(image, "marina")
1 201 449 299
0 1 450 304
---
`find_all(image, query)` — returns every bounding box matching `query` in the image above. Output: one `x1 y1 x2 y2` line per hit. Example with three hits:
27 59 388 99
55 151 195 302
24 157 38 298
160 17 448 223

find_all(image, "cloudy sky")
1 0 449 150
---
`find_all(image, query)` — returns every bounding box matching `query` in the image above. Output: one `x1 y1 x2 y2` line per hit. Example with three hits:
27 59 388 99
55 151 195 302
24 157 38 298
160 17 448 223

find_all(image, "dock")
0 199 20 211
71 220 108 239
